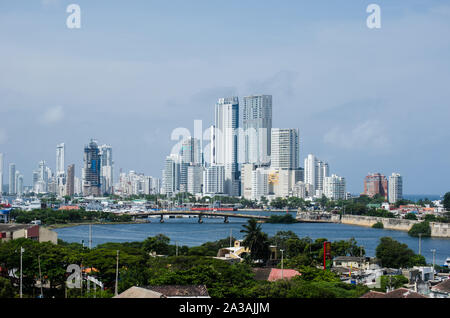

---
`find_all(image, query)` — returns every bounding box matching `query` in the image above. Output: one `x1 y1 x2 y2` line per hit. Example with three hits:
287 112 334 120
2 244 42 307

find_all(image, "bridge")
119 210 270 223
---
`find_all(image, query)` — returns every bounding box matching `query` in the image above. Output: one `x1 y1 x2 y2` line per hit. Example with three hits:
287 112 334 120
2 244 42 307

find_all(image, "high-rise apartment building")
304 154 329 194
56 143 65 175
213 97 239 196
163 155 180 196
389 173 403 204
203 165 225 196
82 140 101 196
323 174 346 200
187 165 203 195
99 144 114 194
364 173 388 199
271 128 299 170
242 95 272 165
66 164 75 196
8 163 16 195
181 137 202 165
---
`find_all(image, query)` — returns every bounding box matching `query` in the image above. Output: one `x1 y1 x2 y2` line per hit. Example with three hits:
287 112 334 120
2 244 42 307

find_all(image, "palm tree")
240 219 270 263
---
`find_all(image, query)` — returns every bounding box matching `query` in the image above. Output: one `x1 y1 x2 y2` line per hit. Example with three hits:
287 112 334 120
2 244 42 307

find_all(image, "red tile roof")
361 288 427 298
268 269 301 282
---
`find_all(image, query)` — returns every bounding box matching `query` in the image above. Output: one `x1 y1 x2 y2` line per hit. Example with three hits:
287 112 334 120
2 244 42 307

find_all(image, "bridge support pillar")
160 215 164 223
224 216 229 223
198 215 203 224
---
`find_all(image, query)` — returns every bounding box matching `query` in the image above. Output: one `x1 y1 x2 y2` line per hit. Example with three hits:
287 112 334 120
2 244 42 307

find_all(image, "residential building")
242 95 272 165
364 173 388 199
241 163 255 200
271 128 299 170
82 139 102 196
304 154 329 194
323 174 346 200
8 163 15 195
203 165 225 196
389 173 403 204
187 165 203 195
213 97 239 196
66 164 75 196
99 144 114 194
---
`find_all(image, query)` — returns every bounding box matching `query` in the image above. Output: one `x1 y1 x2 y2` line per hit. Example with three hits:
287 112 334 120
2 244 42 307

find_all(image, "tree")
408 221 431 237
142 234 171 255
0 277 15 298
443 192 450 211
240 219 270 263
405 213 418 220
375 237 425 268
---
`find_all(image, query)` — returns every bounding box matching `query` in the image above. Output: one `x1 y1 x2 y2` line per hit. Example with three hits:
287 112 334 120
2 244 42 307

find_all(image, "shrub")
372 221 384 229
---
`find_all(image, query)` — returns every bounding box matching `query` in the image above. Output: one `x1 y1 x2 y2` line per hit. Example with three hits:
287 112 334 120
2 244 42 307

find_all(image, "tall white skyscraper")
163 154 180 196
304 154 329 193
323 174 346 200
56 143 65 175
242 95 272 165
99 144 114 194
213 97 239 196
271 128 299 170
0 153 3 194
389 173 403 204
187 165 204 195
8 163 16 195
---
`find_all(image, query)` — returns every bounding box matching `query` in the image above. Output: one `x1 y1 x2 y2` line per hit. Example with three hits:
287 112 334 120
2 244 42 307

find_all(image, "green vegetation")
375 237 426 268
372 221 384 229
408 221 431 238
405 213 418 220
443 192 450 211
9 209 132 225
240 219 270 263
266 214 298 224
378 275 409 291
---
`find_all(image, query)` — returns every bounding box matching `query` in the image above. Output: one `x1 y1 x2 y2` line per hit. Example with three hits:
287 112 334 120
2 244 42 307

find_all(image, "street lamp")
280 249 284 280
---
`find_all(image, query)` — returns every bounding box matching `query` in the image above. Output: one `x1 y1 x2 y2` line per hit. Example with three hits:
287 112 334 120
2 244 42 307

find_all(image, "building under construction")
82 139 101 196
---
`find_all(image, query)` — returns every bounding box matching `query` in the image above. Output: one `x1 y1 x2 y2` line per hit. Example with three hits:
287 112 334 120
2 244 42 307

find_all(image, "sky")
0 0 449 195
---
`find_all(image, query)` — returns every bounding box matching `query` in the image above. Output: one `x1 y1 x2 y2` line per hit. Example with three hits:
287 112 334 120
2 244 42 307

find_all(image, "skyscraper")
271 128 299 170
364 173 388 199
203 165 225 195
56 143 65 175
242 95 272 165
163 154 180 196
66 164 75 196
389 173 403 204
181 137 202 165
0 153 3 194
8 163 16 195
82 140 101 196
99 144 114 194
213 97 239 196
323 174 346 200
304 154 329 194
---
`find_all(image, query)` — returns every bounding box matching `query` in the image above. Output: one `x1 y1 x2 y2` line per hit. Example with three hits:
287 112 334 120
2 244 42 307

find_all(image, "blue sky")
1 0 450 194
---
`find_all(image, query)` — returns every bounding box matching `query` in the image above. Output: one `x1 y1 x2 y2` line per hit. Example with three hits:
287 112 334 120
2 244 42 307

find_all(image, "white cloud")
39 106 64 125
323 120 391 152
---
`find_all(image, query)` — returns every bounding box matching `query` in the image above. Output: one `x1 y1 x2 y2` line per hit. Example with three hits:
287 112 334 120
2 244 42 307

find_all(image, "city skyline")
1 1 450 194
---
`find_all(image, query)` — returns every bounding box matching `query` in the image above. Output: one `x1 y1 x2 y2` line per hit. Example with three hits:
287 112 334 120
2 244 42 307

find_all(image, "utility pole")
20 246 24 298
176 241 178 257
280 249 284 280
115 250 119 296
230 229 232 248
418 233 422 255
431 249 436 276
38 255 43 298
89 224 92 249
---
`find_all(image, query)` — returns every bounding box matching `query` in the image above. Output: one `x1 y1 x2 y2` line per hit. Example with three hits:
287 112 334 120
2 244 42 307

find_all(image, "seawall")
339 215 450 238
